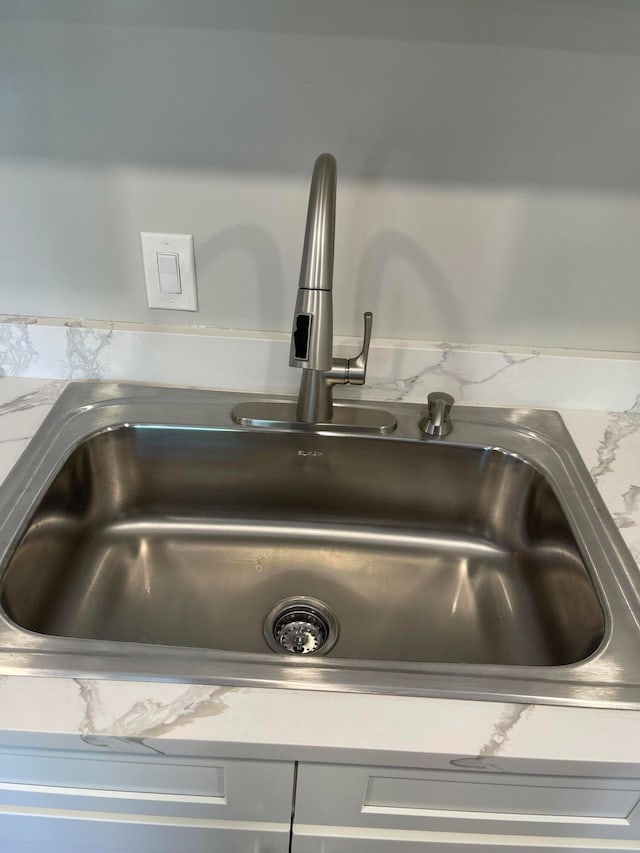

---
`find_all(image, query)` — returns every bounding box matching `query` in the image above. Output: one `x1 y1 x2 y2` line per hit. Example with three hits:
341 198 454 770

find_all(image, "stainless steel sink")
0 382 638 707
0 420 603 667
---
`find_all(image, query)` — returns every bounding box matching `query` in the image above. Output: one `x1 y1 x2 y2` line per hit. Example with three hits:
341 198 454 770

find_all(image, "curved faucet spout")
298 153 336 293
289 153 373 424
289 154 337 378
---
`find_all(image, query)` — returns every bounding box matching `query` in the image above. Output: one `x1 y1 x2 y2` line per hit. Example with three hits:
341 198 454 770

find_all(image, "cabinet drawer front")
295 764 640 840
0 750 294 821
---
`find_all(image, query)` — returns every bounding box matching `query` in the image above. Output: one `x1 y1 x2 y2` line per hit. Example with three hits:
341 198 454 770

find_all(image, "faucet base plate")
231 401 398 434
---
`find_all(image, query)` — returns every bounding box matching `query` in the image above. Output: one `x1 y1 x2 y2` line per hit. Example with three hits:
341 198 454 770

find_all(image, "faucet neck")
296 369 334 423
289 153 373 425
298 153 336 293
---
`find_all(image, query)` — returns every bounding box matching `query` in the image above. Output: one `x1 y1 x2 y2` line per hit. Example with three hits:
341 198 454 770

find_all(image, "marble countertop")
1 376 640 769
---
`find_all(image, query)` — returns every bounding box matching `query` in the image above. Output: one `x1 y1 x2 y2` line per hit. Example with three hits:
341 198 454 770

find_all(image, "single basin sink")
1 425 603 668
0 382 638 707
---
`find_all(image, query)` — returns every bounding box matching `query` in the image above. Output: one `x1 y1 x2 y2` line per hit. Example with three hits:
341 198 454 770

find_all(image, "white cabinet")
0 749 294 852
292 762 640 853
3 749 640 852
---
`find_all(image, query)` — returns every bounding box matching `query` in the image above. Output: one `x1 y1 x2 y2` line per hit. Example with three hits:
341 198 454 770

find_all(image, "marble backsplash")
1 314 639 413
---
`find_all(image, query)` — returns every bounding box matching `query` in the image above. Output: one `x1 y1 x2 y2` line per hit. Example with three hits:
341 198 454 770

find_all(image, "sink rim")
0 381 637 709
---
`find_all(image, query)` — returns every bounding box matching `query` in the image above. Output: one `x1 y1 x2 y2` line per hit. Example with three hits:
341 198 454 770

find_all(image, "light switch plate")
140 232 198 311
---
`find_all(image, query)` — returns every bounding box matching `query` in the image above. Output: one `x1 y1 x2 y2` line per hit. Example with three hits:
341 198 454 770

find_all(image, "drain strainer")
264 596 339 656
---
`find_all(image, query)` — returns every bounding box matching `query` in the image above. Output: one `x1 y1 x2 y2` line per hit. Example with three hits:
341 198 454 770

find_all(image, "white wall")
1 0 640 351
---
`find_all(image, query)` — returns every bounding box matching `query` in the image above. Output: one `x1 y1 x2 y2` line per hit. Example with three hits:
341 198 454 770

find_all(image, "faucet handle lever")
347 311 373 386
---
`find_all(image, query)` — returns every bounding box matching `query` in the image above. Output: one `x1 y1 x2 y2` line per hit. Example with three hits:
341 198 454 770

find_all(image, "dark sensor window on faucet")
294 314 312 360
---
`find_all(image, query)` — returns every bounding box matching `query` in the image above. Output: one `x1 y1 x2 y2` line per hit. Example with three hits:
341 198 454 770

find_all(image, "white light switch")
140 233 197 311
157 252 181 294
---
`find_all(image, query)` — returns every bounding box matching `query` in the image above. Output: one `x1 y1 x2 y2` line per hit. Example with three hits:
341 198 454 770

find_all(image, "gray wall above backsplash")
1 0 639 352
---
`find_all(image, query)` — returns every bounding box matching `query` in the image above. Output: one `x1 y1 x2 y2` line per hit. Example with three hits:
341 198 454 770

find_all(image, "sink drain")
264 597 339 656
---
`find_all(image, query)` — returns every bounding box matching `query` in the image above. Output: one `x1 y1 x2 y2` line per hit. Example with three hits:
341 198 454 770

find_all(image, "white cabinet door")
0 750 293 822
0 749 294 852
293 762 640 852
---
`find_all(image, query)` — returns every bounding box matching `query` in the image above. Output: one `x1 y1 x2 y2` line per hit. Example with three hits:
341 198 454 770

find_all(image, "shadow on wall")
196 223 286 327
195 223 288 381
355 229 464 344
3 0 640 192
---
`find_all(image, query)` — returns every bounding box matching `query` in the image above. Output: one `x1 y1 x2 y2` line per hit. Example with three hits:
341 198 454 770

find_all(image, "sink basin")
1 426 603 667
0 382 638 707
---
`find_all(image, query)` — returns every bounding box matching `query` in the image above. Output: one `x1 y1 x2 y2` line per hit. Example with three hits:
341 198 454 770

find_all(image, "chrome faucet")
289 153 372 423
231 153 397 435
